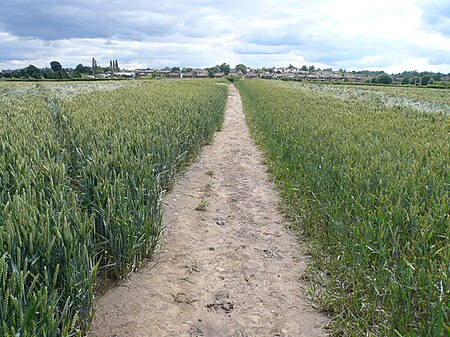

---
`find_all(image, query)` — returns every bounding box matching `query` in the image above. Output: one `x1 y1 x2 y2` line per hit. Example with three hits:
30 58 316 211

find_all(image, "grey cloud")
1 0 450 72
0 0 304 41
0 0 203 40
428 52 450 65
421 0 450 35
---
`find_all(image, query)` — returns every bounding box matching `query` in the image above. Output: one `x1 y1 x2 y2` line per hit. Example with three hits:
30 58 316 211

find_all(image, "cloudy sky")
0 0 449 73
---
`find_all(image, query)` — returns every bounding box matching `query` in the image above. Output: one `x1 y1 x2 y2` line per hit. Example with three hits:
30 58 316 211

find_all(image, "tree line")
0 59 119 79
0 61 79 80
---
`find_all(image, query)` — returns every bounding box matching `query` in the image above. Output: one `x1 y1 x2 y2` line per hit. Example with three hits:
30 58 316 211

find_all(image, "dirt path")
89 85 328 337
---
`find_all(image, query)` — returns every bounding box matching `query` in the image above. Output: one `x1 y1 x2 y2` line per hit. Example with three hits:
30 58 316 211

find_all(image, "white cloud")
383 57 450 74
0 0 449 72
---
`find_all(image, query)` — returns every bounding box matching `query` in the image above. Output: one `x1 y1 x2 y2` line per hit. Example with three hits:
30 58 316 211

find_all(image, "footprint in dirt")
262 247 282 259
189 325 205 337
232 330 249 337
206 292 235 314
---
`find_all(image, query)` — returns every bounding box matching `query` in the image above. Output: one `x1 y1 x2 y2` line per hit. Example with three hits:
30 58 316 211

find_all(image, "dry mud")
89 85 328 337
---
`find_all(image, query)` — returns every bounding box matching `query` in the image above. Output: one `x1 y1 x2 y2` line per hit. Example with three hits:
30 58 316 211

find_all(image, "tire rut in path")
89 84 328 337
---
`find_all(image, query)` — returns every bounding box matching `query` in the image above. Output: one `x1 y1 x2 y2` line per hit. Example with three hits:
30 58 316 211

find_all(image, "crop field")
0 80 227 336
236 80 449 336
283 82 450 115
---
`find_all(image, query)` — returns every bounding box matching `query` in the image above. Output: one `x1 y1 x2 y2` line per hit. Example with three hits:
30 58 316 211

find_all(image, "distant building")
157 69 171 76
181 72 193 78
135 69 155 77
229 69 243 76
246 71 259 79
114 72 135 78
194 69 208 78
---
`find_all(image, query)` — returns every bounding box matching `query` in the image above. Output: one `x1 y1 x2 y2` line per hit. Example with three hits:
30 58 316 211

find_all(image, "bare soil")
89 85 328 337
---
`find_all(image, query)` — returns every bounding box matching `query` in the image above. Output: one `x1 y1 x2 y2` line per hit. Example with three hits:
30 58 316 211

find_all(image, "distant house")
246 71 259 79
194 69 208 78
214 72 224 78
168 72 181 78
306 74 319 80
158 69 171 77
273 68 284 75
114 72 135 78
95 73 109 79
135 69 155 77
315 71 334 81
229 69 243 76
1 69 13 74
261 72 273 79
181 72 193 78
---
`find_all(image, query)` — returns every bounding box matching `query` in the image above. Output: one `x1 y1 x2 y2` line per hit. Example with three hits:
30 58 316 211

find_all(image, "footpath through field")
89 85 327 336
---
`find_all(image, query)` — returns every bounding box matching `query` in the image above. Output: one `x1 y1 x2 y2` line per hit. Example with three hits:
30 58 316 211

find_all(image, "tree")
50 61 62 72
75 63 92 74
171 67 180 72
432 73 442 81
288 64 296 69
235 64 247 75
308 65 316 72
219 63 230 75
262 67 274 74
209 66 220 74
421 74 432 85
41 68 56 79
208 69 215 78
401 77 410 85
92 58 98 74
50 61 69 79
2 71 11 78
376 74 393 84
410 77 420 85
24 65 40 78
31 71 41 79
300 65 308 71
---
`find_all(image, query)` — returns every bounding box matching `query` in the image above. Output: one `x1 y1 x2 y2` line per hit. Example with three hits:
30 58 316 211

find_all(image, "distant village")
1 58 450 85
120 68 371 82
